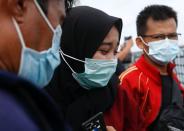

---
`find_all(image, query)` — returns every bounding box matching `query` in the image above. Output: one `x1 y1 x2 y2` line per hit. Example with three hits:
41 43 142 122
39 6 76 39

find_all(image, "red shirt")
104 55 184 131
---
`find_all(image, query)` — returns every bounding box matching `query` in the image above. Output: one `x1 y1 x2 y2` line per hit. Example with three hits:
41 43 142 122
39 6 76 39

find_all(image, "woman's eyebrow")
101 42 112 47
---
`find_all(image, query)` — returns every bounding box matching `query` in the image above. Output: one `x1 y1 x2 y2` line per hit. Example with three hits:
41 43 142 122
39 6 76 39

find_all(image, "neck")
144 54 168 75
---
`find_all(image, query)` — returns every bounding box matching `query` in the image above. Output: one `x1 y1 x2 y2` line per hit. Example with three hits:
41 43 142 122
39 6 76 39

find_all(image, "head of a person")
136 5 180 66
59 6 122 88
0 0 75 87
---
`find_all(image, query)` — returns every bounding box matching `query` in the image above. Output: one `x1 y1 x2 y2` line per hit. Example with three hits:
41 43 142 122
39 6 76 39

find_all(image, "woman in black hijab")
45 6 122 131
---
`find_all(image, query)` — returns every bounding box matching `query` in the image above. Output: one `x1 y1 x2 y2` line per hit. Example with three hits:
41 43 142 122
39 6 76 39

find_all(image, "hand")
125 38 134 48
116 38 133 61
119 38 133 51
106 126 116 131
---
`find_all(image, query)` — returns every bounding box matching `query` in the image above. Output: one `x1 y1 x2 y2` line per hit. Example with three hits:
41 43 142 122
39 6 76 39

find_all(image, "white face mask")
59 50 117 90
15 0 63 87
140 37 181 65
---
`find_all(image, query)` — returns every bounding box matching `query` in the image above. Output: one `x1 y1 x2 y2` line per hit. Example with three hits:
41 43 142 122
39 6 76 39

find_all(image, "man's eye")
153 35 165 39
168 34 178 39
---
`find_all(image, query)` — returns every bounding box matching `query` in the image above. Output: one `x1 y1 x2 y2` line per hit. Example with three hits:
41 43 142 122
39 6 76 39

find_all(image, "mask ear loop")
12 18 26 49
139 36 150 55
59 49 85 73
33 0 54 33
13 18 28 75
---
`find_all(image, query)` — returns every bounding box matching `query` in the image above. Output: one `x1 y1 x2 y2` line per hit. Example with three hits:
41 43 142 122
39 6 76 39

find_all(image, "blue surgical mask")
59 50 118 90
140 37 180 65
14 0 62 87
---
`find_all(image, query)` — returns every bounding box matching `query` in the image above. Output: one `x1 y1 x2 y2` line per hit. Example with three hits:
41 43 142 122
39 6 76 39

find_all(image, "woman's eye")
99 50 109 55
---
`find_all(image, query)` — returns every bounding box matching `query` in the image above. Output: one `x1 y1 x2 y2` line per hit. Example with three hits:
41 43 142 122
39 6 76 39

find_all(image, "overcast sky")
77 0 184 52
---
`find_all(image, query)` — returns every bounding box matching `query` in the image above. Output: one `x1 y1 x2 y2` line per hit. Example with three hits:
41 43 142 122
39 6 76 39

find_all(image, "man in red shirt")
104 5 184 131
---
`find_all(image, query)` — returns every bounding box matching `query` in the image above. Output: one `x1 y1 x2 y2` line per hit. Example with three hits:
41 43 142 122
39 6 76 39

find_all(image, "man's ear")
136 37 144 50
7 0 26 24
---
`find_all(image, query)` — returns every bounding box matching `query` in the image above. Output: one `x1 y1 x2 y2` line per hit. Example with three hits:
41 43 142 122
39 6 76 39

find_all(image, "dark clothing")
149 75 173 130
161 75 173 109
0 71 69 131
116 60 126 76
45 6 122 131
0 90 39 131
149 74 184 131
46 65 119 131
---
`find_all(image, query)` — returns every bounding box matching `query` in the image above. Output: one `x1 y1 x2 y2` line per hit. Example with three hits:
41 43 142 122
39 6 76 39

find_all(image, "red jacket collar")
135 55 175 85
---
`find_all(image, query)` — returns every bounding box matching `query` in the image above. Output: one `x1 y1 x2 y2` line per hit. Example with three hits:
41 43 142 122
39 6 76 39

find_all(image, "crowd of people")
0 0 183 131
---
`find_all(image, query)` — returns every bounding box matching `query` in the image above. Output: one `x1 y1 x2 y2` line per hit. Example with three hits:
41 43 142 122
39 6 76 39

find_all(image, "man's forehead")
146 17 177 33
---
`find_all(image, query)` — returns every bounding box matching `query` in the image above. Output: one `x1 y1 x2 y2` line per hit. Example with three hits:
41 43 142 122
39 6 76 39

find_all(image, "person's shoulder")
0 71 42 97
0 71 41 131
0 71 20 82
0 71 67 131
0 89 40 131
119 65 140 82
118 65 144 93
0 71 35 88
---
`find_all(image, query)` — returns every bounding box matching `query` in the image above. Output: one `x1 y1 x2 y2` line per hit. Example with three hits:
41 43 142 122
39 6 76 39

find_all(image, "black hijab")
46 6 122 131
61 6 122 73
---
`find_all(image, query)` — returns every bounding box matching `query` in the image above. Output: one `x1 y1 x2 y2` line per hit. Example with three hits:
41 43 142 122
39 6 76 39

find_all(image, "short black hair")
37 0 74 14
136 5 178 36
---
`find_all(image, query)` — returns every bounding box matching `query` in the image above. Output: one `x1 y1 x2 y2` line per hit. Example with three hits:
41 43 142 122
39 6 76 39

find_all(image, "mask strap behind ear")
138 36 149 55
139 36 149 46
33 0 54 33
12 18 26 48
59 49 77 73
60 50 85 63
